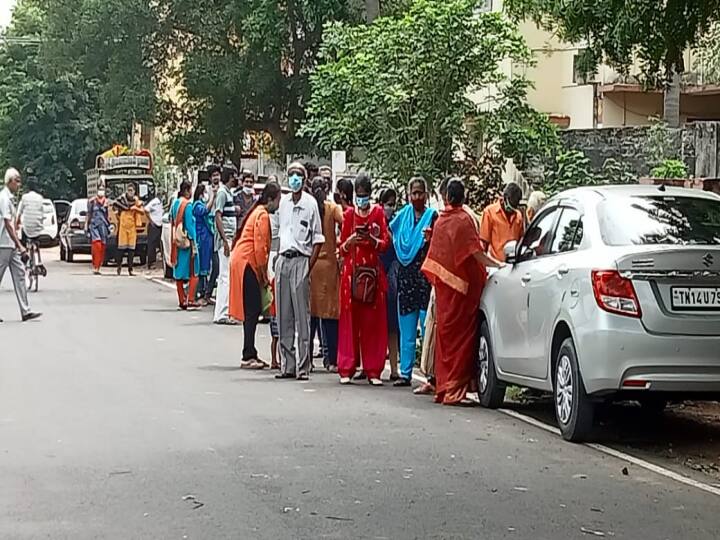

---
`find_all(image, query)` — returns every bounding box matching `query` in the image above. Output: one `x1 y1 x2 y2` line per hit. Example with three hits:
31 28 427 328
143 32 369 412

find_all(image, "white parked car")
39 199 59 245
59 199 90 262
478 185 720 442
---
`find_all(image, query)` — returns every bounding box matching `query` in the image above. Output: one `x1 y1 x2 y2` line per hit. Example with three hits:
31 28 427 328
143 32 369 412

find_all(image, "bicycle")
23 237 47 292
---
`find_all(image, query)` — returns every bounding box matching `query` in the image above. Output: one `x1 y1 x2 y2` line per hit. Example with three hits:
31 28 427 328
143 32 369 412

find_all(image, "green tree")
302 0 531 187
506 0 720 127
158 0 360 164
458 78 558 210
695 22 720 84
0 0 112 199
40 0 160 140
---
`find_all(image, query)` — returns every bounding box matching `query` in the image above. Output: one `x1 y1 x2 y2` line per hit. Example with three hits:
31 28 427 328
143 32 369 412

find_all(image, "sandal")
240 360 266 370
413 382 435 395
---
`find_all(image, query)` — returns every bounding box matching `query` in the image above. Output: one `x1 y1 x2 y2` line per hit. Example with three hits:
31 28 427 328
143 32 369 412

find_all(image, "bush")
651 159 688 179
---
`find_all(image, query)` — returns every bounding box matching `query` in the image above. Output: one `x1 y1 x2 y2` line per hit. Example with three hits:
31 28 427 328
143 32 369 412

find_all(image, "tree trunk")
365 0 380 23
663 70 681 128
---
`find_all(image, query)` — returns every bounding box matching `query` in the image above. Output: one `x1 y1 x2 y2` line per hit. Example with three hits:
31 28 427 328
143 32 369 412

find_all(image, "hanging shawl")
389 204 436 266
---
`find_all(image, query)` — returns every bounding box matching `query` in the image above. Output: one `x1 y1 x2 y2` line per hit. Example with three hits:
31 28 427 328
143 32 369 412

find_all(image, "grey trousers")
0 248 30 318
276 255 311 377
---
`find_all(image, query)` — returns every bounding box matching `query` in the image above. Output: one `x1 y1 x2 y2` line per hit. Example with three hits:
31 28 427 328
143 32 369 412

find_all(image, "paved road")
1 254 718 539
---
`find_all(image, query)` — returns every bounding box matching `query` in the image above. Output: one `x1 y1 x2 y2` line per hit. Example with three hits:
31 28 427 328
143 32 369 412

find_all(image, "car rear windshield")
599 195 720 246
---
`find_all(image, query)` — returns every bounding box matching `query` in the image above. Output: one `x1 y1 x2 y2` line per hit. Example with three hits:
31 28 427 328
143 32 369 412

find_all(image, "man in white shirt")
0 168 41 323
16 176 45 243
213 166 239 324
144 191 164 270
275 162 325 381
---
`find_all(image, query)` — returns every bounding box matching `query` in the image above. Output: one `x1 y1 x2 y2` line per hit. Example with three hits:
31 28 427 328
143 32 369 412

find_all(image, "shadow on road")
198 365 243 372
505 395 720 481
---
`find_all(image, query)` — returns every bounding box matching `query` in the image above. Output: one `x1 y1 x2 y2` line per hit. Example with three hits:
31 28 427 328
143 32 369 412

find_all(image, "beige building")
480 1 720 129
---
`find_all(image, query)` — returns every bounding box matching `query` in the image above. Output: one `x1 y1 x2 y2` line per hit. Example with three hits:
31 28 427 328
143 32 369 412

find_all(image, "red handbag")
350 210 378 304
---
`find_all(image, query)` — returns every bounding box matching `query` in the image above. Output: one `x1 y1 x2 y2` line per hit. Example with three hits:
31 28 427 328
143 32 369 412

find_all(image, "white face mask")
97 190 106 198
201 190 210 203
243 186 254 196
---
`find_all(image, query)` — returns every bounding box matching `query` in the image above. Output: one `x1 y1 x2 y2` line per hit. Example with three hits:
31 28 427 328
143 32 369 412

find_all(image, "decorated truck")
86 146 156 265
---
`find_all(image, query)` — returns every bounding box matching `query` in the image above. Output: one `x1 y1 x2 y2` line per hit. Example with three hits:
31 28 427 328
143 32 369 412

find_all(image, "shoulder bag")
351 209 378 304
174 200 191 250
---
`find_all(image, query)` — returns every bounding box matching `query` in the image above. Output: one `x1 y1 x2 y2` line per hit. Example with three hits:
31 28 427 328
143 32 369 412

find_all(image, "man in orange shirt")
480 182 524 262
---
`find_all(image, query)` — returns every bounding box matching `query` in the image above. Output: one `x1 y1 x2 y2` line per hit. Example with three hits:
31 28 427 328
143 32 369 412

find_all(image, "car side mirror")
503 241 518 264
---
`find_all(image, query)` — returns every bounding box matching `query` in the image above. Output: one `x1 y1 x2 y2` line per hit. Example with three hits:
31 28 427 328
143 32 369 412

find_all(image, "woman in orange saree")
421 179 504 405
228 182 282 368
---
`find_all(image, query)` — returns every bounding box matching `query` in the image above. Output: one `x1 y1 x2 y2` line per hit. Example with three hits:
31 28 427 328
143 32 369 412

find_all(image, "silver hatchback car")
478 185 720 442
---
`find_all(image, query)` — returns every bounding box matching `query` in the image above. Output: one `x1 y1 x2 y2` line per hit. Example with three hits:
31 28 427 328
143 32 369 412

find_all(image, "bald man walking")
0 168 41 323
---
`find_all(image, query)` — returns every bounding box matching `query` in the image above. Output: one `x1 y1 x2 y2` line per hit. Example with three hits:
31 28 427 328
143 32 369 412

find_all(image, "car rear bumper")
576 321 720 395
64 232 91 253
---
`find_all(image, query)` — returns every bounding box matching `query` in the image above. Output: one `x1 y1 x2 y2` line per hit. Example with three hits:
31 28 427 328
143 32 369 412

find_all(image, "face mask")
356 195 370 209
243 186 254 196
201 191 210 203
504 200 516 213
289 173 304 193
97 190 105 198
383 206 394 221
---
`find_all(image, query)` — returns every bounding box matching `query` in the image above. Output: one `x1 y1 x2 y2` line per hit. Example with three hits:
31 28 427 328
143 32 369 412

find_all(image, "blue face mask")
356 195 370 209
289 173 304 193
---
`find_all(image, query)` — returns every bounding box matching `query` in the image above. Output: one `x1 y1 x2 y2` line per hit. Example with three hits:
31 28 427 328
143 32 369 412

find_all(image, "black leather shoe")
275 373 295 379
22 312 42 322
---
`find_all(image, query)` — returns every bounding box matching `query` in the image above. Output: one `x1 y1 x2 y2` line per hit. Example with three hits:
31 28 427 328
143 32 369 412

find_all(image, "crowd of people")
0 158 543 405
167 161 541 406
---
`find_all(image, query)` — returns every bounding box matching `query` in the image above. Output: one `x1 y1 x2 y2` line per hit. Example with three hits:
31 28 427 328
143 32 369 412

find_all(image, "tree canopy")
506 0 720 83
302 0 534 186
0 0 160 199
157 0 362 164
0 1 106 198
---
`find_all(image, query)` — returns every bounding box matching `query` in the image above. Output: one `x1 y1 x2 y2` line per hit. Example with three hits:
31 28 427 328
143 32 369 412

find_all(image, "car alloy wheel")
478 336 489 394
478 320 505 409
553 337 594 442
556 354 573 425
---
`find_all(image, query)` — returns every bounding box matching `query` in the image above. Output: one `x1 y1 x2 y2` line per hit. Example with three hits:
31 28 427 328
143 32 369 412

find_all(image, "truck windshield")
108 178 155 203
598 195 720 246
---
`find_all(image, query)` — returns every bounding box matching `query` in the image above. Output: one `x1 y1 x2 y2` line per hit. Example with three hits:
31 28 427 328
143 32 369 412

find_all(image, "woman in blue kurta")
86 188 111 274
170 181 200 310
390 177 437 387
192 183 215 304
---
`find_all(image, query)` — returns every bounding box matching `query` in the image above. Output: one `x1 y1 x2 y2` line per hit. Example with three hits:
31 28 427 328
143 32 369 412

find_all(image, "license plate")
671 287 720 310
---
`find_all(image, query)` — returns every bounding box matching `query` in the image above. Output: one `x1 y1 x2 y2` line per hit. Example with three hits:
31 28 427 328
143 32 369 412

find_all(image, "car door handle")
557 265 569 277
521 274 532 284
570 289 579 298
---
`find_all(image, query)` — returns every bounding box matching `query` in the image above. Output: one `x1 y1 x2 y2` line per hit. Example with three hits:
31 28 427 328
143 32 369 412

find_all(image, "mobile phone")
355 224 368 235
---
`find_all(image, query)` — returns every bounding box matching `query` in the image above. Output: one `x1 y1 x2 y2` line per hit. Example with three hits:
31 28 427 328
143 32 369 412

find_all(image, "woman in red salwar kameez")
422 178 504 405
337 173 390 386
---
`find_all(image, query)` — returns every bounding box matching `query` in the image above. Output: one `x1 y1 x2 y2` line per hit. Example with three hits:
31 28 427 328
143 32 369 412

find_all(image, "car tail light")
622 379 649 389
70 219 81 229
591 270 641 318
